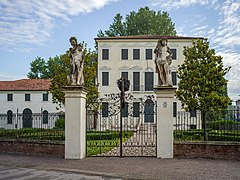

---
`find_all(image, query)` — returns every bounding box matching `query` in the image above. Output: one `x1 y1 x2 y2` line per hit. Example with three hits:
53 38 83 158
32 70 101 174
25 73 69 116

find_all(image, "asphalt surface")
0 164 122 180
0 153 239 180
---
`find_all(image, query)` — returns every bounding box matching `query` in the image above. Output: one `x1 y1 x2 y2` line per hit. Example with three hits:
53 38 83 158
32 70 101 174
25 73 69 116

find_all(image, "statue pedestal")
62 86 88 159
154 86 176 158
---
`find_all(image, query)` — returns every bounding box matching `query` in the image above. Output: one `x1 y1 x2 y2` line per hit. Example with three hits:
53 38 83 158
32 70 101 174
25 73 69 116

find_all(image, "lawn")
86 130 134 156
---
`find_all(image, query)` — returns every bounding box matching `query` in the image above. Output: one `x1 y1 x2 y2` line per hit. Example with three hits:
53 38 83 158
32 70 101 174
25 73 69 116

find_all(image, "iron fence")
174 109 240 142
0 112 65 140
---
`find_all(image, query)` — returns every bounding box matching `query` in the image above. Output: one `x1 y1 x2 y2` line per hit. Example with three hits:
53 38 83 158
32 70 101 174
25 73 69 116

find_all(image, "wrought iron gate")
86 93 157 157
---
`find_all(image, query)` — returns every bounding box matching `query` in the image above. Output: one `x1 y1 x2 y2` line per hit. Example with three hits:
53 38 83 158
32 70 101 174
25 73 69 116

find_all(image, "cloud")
217 51 240 95
0 72 26 81
151 0 240 101
151 0 209 10
0 0 118 52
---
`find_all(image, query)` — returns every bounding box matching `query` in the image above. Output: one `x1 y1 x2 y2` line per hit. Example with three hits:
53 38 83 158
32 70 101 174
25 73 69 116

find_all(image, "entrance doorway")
23 108 32 128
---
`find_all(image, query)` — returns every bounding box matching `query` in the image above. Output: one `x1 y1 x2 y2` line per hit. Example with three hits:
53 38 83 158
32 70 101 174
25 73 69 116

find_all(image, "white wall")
0 90 64 114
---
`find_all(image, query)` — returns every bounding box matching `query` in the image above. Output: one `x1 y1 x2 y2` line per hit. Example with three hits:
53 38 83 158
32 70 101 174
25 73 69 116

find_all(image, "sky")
0 0 239 101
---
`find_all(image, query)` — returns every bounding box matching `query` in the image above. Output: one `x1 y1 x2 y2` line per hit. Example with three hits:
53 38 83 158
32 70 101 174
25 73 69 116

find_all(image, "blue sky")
0 0 239 101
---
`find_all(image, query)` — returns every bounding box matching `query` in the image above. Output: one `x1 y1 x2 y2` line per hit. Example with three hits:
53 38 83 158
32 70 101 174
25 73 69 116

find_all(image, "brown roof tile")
0 79 52 91
95 35 204 41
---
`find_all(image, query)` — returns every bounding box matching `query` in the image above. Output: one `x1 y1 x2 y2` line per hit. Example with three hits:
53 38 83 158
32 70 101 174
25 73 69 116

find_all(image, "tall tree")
176 39 231 111
27 57 48 79
98 13 126 37
97 6 177 37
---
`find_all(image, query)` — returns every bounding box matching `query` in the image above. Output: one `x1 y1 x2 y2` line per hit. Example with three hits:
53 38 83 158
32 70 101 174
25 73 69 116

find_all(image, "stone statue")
68 37 84 85
154 38 172 86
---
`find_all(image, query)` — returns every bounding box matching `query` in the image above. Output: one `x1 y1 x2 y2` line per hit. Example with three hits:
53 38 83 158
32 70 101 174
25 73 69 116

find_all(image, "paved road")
0 153 239 180
0 164 122 180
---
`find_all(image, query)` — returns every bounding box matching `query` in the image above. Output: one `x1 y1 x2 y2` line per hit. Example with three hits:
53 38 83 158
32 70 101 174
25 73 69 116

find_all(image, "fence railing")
1 109 240 142
0 112 65 140
174 109 240 142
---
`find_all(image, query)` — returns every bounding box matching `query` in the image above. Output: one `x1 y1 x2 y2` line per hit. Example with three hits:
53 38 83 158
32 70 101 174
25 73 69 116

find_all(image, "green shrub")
55 118 65 130
86 131 133 141
208 134 240 141
0 128 64 140
207 120 240 130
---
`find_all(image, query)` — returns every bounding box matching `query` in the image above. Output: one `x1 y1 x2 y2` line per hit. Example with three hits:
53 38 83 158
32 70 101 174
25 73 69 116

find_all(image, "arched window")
43 110 48 124
7 110 13 124
23 108 32 128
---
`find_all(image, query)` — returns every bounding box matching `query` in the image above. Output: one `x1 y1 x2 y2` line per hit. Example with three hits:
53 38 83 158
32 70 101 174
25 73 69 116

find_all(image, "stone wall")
0 140 239 160
0 140 64 158
174 141 240 160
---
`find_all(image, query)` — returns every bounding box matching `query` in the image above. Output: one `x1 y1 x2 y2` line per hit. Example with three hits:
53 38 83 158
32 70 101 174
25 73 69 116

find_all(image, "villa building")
0 79 64 129
95 35 202 125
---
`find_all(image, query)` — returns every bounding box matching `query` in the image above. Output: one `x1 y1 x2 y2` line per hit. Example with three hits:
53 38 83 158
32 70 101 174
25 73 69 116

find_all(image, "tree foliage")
27 57 48 79
176 39 231 111
98 6 177 37
27 44 98 108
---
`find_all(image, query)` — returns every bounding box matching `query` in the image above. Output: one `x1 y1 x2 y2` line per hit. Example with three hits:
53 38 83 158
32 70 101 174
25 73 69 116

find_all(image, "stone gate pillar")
154 87 176 158
62 86 88 159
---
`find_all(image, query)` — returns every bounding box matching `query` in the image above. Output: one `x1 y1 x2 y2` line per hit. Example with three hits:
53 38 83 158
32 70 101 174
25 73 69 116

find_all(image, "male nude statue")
68 37 84 85
154 38 172 86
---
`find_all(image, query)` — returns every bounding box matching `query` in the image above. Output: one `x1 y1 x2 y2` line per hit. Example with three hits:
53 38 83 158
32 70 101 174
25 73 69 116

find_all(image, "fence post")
41 108 43 130
202 111 207 141
16 109 19 129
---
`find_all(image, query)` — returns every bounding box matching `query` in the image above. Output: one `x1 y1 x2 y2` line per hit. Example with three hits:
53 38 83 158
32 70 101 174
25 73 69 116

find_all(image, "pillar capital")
154 86 177 98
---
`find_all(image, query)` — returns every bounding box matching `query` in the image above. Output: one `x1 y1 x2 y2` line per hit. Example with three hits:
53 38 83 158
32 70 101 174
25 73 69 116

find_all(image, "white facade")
96 36 197 111
0 90 61 114
236 100 240 109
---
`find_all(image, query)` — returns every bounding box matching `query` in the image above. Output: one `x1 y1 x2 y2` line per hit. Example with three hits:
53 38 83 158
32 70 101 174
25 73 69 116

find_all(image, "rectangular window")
43 93 48 101
172 72 177 86
102 49 109 60
145 72 153 91
170 49 177 60
121 102 128 117
133 49 140 60
121 72 128 80
102 72 109 86
190 125 197 129
102 102 109 117
121 49 128 60
133 72 140 91
173 102 177 117
25 94 30 101
190 111 197 117
145 49 152 60
133 102 140 117
7 94 13 101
